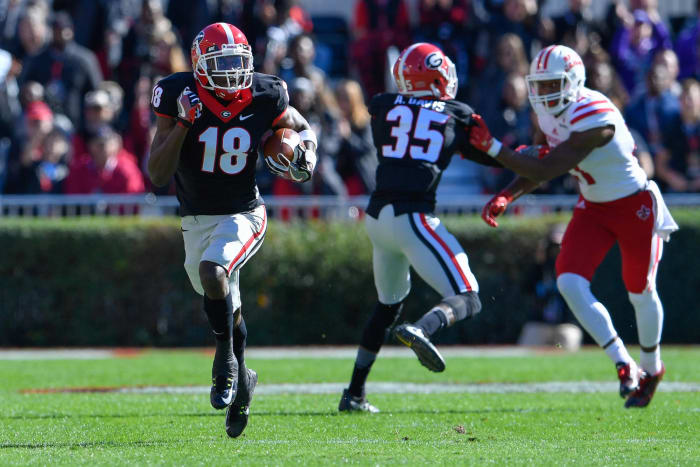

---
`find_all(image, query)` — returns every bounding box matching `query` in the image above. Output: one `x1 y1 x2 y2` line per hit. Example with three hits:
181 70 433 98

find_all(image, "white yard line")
0 346 540 360
247 346 539 359
32 381 700 395
0 349 116 360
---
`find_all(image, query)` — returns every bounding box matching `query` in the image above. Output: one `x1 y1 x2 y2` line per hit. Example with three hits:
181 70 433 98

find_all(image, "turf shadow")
0 412 215 420
252 406 575 417
0 406 574 422
1 440 172 450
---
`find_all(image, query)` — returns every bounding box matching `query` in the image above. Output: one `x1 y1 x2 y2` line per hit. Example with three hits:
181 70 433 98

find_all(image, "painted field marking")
0 346 540 360
22 381 700 395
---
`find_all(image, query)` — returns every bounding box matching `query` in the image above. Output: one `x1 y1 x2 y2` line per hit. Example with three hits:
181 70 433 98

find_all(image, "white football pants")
181 205 267 309
365 204 478 305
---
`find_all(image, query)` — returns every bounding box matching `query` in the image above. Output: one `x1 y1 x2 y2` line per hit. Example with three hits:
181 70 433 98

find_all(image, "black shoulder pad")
252 73 285 97
252 73 289 125
368 93 401 116
151 72 194 119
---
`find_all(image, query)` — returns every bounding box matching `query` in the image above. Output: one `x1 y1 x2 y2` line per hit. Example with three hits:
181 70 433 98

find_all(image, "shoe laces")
637 371 652 388
214 375 233 391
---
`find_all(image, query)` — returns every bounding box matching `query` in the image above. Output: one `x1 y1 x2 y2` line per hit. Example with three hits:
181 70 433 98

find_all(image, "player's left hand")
482 190 513 228
289 143 316 183
264 153 291 177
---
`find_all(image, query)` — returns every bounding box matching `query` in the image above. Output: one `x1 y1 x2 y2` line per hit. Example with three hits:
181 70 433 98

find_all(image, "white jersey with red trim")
535 87 647 202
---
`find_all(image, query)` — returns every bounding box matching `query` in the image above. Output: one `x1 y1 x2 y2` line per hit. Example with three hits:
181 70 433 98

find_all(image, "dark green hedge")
1 210 699 346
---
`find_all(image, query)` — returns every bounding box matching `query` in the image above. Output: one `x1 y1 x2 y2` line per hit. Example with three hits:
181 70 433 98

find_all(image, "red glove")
469 114 502 156
482 190 513 228
176 86 202 128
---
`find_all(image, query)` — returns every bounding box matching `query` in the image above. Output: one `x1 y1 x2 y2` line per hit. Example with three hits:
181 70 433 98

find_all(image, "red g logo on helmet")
425 52 443 69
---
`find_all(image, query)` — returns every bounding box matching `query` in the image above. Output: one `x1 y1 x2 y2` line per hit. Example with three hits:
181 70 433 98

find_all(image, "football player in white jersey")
469 45 678 408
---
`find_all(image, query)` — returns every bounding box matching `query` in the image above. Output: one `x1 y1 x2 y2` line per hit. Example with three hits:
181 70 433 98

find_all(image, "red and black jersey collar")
195 82 253 123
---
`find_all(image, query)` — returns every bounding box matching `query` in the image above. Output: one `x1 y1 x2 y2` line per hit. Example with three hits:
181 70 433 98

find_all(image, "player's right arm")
471 114 613 227
469 114 614 183
148 83 202 187
148 116 189 187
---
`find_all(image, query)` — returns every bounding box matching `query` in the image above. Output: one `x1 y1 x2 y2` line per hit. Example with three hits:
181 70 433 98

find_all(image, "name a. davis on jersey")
392 94 446 112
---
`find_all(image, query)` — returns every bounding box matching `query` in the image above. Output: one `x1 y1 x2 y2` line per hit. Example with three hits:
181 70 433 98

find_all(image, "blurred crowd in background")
0 0 699 200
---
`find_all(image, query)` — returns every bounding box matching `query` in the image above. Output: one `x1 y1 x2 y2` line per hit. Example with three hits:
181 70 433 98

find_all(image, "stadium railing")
1 193 699 219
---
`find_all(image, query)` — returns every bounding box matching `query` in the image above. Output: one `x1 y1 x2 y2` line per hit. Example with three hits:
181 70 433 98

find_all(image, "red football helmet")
191 23 254 100
392 43 457 100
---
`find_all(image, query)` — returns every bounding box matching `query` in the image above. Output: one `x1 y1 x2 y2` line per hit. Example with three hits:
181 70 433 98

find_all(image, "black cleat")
210 341 238 410
226 368 258 438
338 388 379 413
210 375 236 410
393 324 446 372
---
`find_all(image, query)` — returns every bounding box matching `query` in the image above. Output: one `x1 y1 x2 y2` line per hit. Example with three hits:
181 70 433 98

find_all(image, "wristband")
176 118 192 128
487 138 502 158
298 129 318 149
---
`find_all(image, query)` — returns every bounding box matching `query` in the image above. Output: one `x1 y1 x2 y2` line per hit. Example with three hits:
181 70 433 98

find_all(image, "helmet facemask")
436 56 458 100
195 43 254 95
526 72 581 115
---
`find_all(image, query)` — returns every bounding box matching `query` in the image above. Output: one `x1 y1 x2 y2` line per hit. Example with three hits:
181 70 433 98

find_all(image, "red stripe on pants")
419 213 472 291
227 208 267 274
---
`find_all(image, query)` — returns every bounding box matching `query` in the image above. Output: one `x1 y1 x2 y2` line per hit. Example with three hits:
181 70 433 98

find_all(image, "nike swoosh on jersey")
240 113 254 121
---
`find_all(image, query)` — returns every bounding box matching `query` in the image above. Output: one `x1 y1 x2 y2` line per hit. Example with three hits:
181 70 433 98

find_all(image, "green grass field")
1 347 699 466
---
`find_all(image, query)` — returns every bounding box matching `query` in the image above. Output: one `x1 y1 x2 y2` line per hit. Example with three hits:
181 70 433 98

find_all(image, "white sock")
628 289 664 374
604 337 633 366
556 273 619 348
640 348 662 375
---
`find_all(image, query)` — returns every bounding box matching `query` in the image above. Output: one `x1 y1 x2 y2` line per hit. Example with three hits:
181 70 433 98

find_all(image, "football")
263 128 300 179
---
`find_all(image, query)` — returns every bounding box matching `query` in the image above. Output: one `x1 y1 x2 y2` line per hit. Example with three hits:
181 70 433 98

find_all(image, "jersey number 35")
382 105 448 162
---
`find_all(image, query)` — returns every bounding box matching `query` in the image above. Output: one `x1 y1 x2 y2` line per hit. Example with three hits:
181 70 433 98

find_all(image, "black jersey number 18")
381 105 449 162
198 126 252 175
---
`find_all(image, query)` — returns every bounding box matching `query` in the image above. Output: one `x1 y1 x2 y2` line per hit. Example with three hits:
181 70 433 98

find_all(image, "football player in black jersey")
339 43 503 412
148 23 317 437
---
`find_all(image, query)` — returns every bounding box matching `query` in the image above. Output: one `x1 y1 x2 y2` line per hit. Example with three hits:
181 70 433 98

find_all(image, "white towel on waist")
647 180 679 242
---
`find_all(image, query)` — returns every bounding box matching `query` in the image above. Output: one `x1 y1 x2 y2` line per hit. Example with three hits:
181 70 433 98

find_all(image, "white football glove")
289 143 316 183
265 142 316 182
265 153 292 178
